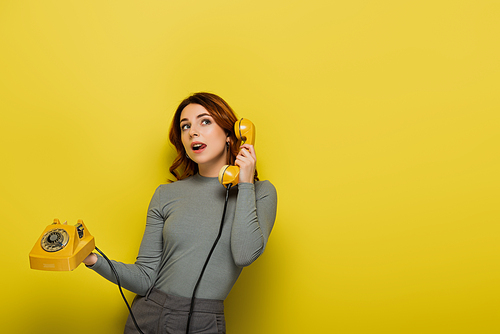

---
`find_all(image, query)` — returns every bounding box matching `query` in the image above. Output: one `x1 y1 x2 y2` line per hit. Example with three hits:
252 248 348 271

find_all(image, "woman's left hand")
235 144 256 184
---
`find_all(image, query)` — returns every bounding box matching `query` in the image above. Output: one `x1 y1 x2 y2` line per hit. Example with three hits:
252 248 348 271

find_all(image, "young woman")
83 92 278 334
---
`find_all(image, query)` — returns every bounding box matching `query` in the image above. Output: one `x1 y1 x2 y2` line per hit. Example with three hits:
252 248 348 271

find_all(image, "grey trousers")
124 289 226 334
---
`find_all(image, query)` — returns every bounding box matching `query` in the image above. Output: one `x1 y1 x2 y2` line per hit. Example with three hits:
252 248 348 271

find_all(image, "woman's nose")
189 125 199 137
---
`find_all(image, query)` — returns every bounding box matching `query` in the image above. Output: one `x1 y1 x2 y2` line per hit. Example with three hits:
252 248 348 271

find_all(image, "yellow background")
1 1 498 333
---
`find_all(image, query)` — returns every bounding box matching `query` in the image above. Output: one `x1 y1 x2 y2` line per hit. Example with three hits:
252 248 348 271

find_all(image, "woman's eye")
201 119 211 125
181 124 190 130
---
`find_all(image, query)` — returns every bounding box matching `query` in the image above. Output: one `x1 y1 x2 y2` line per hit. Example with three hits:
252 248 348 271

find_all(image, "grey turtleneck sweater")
88 174 277 300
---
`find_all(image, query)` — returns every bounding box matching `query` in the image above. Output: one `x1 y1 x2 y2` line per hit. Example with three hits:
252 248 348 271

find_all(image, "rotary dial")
41 228 69 252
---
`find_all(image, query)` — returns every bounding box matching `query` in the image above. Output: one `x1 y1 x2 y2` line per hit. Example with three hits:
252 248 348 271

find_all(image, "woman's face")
180 103 229 176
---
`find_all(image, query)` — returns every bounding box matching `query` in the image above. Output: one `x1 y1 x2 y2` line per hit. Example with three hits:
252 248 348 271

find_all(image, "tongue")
194 144 206 151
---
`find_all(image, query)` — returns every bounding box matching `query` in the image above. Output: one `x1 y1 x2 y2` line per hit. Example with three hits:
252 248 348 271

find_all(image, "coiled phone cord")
95 246 145 334
186 184 232 334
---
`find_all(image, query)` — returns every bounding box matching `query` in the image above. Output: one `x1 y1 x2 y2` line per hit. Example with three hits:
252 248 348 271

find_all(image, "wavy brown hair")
168 92 258 182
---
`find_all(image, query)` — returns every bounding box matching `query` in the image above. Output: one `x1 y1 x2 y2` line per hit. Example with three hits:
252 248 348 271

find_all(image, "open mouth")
191 143 207 153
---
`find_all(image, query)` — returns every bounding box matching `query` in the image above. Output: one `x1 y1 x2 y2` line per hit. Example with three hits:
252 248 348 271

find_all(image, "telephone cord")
185 183 232 334
94 183 231 334
95 246 145 334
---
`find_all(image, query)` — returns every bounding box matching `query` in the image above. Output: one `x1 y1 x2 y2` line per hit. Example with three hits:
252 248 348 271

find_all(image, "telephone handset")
218 118 255 187
29 219 95 271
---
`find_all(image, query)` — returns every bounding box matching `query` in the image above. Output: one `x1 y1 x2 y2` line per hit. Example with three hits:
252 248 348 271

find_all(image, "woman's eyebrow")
180 113 212 123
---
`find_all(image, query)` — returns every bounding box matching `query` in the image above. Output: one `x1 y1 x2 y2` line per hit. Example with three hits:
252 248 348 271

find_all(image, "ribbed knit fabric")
89 173 277 300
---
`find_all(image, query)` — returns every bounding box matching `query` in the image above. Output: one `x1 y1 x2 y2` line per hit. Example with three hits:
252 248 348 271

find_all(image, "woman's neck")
198 164 224 178
197 150 228 177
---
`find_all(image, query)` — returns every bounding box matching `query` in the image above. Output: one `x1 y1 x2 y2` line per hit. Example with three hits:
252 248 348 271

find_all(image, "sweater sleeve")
87 186 165 295
230 181 277 267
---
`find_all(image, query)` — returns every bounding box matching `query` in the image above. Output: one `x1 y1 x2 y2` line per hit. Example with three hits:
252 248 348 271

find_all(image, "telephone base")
29 219 95 271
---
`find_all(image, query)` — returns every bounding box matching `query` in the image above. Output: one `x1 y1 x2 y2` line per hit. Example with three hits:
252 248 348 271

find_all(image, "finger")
235 154 255 167
238 148 250 157
235 155 250 165
237 151 255 164
240 143 254 152
239 144 256 159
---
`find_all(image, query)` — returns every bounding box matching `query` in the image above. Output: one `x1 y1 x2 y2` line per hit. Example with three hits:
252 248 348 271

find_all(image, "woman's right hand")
235 143 256 184
83 252 98 266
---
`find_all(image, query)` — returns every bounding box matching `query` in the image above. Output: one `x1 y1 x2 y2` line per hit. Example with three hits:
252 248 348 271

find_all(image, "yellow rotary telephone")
29 219 95 271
